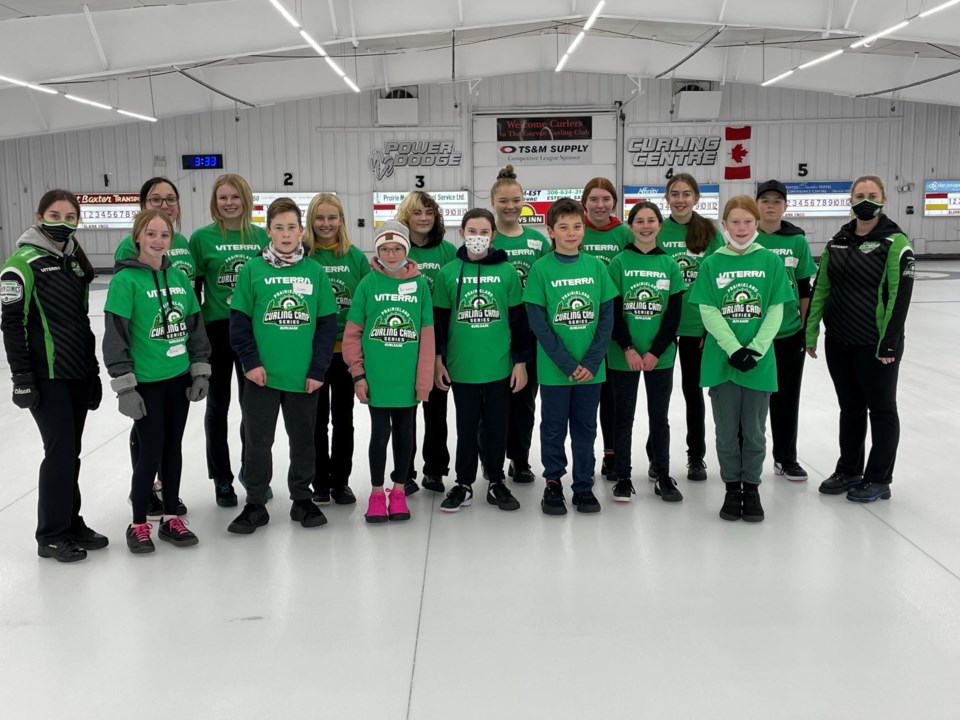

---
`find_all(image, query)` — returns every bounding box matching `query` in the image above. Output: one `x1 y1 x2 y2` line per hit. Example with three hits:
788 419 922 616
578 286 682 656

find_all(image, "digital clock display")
181 154 224 170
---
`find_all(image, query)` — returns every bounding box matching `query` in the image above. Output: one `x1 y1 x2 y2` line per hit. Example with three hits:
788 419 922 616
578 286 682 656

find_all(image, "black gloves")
89 375 102 410
12 373 38 410
728 347 762 372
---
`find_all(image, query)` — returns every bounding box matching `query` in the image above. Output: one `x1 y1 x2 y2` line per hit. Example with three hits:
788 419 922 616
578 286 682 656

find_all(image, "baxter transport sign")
496 116 593 165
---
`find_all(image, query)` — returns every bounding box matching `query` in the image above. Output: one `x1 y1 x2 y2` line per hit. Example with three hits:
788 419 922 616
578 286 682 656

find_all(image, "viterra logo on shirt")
370 307 418 347
721 284 763 323
553 292 595 327
623 283 664 318
583 244 619 262
263 293 311 327
216 255 251 288
456 290 501 325
149 307 187 340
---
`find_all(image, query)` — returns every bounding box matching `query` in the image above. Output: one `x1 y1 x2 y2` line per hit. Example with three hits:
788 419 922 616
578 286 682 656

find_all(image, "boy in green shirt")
227 198 337 534
690 196 793 523
523 198 617 516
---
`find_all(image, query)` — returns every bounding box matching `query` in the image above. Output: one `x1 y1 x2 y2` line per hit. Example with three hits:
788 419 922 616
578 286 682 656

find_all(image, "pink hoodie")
341 256 436 403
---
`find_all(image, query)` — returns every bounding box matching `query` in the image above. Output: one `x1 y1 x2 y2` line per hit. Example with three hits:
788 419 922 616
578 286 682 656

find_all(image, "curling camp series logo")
149 307 187 341
370 307 418 347
675 256 702 285
553 292 595 327
263 293 311 328
622 284 664 318
720 278 764 323
216 255 250 289
457 289 501 326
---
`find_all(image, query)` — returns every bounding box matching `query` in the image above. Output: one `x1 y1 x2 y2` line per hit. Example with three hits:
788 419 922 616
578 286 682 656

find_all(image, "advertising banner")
622 185 721 220
372 191 469 228
76 193 140 230
769 182 852 218
252 192 333 228
496 116 593 165
518 189 584 225
924 180 960 216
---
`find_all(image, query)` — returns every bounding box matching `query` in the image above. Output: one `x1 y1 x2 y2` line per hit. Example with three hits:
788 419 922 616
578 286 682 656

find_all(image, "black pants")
408 385 450 479
507 345 538 468
31 378 92 544
313 352 355 492
677 335 706 460
825 338 902 484
599 377 616 453
769 328 806 464
452 379 511 485
241 380 319 504
610 367 674 480
371 406 416 487
131 374 191 523
204 319 245 485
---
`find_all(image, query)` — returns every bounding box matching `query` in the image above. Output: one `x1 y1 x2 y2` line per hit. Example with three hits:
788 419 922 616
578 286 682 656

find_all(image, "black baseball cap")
756 180 788 200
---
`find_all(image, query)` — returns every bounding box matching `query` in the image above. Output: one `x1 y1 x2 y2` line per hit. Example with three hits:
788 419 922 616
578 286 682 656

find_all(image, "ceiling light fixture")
761 69 794 87
0 74 57 94
268 0 301 29
64 93 114 110
555 0 604 72
798 48 845 69
919 0 960 18
850 20 910 48
583 0 605 31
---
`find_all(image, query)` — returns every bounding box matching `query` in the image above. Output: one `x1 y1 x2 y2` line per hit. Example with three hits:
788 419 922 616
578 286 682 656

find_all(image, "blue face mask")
379 257 408 272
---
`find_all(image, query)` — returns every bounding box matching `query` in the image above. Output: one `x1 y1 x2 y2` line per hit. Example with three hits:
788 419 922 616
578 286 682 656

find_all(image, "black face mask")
41 222 77 244
851 199 883 221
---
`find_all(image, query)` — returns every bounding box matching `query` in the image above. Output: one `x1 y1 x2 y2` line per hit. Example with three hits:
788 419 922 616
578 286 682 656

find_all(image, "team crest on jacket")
150 307 187 340
456 290 501 326
370 307 418 346
721 284 763 323
553 292 595 327
263 293 311 327
623 284 664 318
216 255 251 289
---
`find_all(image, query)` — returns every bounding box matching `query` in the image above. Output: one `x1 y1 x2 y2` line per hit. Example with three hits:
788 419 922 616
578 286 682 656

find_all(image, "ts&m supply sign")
769 182 852 219
496 116 592 166
924 180 960 216
252 192 334 228
623 185 721 220
369 141 463 181
628 136 721 167
373 191 469 228
77 193 140 229
519 189 583 226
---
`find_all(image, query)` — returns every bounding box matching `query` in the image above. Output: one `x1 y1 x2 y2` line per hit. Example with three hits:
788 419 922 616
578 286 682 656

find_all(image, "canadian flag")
724 125 752 180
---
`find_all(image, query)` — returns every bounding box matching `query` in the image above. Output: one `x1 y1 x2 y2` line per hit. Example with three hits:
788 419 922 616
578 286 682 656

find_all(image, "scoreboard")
778 182 851 218
623 185 721 220
372 191 469 228
924 180 960 216
252 192 332 228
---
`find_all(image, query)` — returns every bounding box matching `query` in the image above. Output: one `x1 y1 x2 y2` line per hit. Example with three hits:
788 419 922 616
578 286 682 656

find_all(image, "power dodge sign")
496 116 593 165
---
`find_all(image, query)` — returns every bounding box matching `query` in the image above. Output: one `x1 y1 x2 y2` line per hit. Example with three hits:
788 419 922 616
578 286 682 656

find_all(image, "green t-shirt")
309 245 371 339
657 218 724 337
755 227 817 338
689 247 793 392
582 222 632 265
189 223 269 323
606 248 686 371
493 226 547 288
230 257 338 393
346 271 434 408
522 252 618 386
104 265 200 383
115 233 196 281
407 241 457 295
434 258 523 384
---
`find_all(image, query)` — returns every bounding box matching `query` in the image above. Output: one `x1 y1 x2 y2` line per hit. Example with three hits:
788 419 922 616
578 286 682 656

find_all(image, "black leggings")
370 406 416 487
677 335 706 460
131 374 191 523
313 352 356 491
203 319 245 484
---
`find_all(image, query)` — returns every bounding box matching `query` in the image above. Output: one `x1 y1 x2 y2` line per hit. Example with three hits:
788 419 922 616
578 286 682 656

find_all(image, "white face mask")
464 235 490 255
723 229 758 251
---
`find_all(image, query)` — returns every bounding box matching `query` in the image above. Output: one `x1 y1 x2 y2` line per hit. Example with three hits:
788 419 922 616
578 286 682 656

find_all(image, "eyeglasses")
146 196 179 207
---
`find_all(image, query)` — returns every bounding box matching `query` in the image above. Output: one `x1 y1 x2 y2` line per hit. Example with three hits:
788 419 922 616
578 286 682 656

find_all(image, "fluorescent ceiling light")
268 0 301 29
583 0 605 31
0 73 58 94
919 0 960 18
555 53 570 73
343 77 360 93
299 29 328 57
65 93 112 110
325 57 346 77
117 109 158 122
798 48 845 69
850 20 910 48
761 69 794 87
568 31 585 53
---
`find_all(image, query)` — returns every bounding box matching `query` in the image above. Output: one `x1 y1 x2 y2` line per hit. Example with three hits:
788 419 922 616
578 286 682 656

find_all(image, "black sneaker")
486 482 520 511
572 490 601 513
509 461 536 484
331 486 357 505
819 472 863 495
774 461 808 482
126 523 155 554
403 478 420 496
422 475 446 493
719 485 742 521
655 476 684 503
215 483 238 508
145 491 164 520
290 499 328 528
541 481 567 515
37 539 87 563
612 479 636 503
440 484 473 513
313 489 331 506
687 457 707 481
72 516 108 550
647 465 658 483
159 516 199 547
227 504 270 534
742 485 765 522
600 455 616 481
846 482 892 503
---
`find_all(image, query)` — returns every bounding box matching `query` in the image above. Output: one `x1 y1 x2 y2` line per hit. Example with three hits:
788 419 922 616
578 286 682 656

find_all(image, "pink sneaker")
388 488 411 521
365 491 388 524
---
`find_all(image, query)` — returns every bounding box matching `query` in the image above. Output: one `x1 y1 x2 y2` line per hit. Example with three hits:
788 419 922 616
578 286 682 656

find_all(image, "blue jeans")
538 383 602 494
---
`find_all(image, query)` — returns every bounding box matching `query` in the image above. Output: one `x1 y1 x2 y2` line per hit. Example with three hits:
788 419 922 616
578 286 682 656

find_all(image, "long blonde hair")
303 193 353 258
209 174 254 238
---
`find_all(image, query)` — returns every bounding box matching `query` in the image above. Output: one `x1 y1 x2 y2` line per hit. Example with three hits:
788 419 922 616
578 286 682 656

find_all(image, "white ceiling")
1 0 959 139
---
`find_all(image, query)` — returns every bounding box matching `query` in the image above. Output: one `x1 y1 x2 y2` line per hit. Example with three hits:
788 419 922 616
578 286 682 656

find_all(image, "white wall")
2 72 960 267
